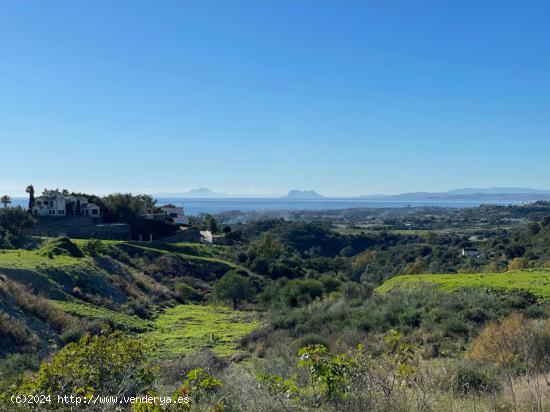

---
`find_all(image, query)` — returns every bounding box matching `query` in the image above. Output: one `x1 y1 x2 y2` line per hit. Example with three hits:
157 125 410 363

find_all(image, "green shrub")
19 330 155 399
175 282 202 302
351 315 374 333
176 367 223 409
341 282 370 300
81 239 106 256
280 278 323 307
443 317 469 336
398 308 422 327
60 327 85 344
0 353 39 392
451 363 500 395
320 274 341 293
272 311 300 330
123 298 153 320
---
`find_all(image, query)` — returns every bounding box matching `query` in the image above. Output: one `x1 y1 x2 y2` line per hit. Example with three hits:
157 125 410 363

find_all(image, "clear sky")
1 1 549 197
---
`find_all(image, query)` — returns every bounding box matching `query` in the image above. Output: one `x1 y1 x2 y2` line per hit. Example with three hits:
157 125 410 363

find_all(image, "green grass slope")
50 300 153 332
145 304 259 358
376 269 550 300
0 249 85 269
0 238 262 359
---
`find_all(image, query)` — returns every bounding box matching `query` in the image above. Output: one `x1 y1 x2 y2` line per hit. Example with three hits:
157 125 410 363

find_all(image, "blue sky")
1 1 549 197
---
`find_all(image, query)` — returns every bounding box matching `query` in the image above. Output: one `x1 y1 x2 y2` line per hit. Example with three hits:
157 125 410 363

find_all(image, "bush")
81 239 106 256
442 316 469 336
0 353 39 392
508 257 529 270
341 281 370 301
468 313 529 370
320 274 341 293
177 367 223 409
175 282 202 302
351 313 377 333
451 363 500 395
60 327 85 344
398 308 422 328
123 299 153 320
280 278 323 307
470 314 550 376
19 330 155 399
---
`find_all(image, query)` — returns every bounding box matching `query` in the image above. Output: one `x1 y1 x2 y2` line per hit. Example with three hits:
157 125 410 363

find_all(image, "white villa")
33 189 101 222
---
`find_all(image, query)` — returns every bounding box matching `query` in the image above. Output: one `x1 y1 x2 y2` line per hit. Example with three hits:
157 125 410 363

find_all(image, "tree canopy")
213 271 256 309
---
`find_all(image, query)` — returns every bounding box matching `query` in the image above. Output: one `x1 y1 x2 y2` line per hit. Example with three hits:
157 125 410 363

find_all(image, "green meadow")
376 269 550 300
52 300 259 357
0 248 85 269
145 304 259 358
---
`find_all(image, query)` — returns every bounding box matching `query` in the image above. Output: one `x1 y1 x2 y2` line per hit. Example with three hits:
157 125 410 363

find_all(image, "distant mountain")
156 188 228 198
358 188 550 201
154 187 550 201
281 190 325 199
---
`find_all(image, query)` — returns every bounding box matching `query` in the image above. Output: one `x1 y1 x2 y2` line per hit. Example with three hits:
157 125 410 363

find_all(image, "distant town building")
141 205 189 226
33 189 101 223
160 206 189 225
461 248 487 260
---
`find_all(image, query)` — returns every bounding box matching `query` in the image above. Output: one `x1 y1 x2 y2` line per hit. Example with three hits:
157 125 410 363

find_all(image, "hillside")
0 237 257 359
376 269 550 300
2 204 550 411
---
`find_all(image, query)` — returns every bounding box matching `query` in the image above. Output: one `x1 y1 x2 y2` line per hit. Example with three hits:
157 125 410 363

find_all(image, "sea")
8 197 523 216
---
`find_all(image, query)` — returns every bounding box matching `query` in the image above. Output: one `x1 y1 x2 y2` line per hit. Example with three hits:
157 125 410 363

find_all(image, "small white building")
200 230 213 244
160 206 189 225
33 189 101 222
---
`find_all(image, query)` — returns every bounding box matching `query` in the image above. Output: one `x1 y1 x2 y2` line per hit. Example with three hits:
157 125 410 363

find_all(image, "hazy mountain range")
155 188 229 198
359 188 550 201
154 187 550 201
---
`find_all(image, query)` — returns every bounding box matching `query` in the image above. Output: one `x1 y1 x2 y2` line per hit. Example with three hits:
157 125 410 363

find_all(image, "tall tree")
204 214 218 233
213 271 255 309
0 195 11 208
26 185 35 211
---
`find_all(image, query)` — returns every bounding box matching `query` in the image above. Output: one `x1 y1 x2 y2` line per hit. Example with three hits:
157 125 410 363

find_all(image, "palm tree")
26 184 35 210
1 195 12 208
